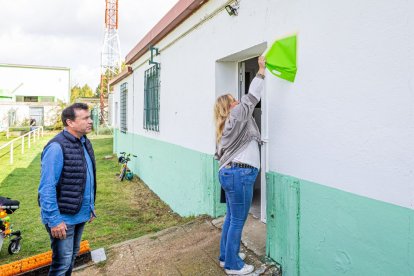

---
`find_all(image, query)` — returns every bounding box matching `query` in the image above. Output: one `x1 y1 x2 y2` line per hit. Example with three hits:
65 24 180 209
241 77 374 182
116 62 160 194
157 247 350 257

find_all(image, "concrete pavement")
74 217 280 275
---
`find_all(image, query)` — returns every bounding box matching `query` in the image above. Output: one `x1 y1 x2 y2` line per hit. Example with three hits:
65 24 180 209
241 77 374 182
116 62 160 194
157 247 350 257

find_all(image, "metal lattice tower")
100 0 121 123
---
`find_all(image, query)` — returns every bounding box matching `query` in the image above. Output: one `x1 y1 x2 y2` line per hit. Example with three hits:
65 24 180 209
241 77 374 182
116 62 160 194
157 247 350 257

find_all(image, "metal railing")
0 127 44 164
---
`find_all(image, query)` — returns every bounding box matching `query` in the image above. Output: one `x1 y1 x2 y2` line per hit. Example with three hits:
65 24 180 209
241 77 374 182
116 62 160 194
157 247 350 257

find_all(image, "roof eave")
125 0 208 65
108 66 133 87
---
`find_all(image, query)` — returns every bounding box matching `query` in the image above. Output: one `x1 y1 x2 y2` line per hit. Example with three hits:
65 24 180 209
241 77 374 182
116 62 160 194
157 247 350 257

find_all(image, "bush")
20 118 30 127
43 126 55 131
8 127 30 132
95 126 113 135
53 120 63 131
48 100 67 131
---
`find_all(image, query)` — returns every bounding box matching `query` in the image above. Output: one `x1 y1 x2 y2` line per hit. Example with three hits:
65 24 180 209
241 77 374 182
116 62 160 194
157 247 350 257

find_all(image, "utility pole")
100 0 121 124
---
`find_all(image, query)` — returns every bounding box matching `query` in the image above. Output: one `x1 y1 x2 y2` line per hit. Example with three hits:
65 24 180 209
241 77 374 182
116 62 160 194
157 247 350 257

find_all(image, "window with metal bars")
144 65 160 131
120 82 127 133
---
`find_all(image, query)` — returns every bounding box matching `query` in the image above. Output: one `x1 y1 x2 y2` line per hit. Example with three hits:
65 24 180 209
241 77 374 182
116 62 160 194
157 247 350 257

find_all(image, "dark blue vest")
42 131 97 215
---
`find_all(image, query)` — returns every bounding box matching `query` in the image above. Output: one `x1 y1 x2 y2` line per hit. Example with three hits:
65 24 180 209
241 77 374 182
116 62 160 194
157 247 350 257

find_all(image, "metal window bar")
120 82 127 133
144 65 160 131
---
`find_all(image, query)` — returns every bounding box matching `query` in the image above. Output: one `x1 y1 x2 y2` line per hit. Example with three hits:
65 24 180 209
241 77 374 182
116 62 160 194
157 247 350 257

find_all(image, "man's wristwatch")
256 73 265 79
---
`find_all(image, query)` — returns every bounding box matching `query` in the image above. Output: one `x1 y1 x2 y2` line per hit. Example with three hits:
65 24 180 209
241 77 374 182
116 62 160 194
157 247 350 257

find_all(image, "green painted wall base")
266 171 414 276
113 129 225 217
113 130 414 275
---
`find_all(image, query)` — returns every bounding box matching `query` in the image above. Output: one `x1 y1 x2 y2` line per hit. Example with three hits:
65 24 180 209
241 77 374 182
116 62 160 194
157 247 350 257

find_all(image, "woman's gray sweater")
215 77 263 168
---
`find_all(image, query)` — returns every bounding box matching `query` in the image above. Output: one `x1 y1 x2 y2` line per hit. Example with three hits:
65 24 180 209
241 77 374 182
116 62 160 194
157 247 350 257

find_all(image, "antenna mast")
100 0 121 123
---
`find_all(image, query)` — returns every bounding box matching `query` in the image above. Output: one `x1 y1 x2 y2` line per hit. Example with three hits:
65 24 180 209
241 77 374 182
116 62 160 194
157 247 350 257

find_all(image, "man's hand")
89 211 96 223
51 222 67 239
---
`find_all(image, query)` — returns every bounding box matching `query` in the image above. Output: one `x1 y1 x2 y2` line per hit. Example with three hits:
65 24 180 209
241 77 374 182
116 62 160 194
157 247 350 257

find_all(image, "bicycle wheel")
119 165 127 181
8 240 21 255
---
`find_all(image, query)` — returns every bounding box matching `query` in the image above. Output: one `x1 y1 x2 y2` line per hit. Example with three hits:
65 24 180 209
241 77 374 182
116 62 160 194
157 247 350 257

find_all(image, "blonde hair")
214 94 236 144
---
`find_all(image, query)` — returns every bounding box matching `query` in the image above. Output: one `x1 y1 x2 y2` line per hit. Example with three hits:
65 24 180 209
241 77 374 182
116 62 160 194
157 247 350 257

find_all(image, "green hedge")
8 127 30 132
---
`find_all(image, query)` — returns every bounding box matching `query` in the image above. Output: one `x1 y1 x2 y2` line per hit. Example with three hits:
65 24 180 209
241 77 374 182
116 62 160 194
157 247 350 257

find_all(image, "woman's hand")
258 56 266 69
258 56 266 76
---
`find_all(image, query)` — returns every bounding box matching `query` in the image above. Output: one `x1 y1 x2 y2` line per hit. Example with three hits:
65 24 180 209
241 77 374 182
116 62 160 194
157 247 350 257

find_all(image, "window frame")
120 82 128 133
143 65 160 132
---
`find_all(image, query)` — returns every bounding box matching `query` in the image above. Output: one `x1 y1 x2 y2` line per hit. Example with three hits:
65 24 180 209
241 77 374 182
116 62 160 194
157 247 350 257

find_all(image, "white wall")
262 0 414 209
112 81 123 129
0 66 70 103
126 0 270 153
118 0 414 209
0 103 60 127
107 93 113 126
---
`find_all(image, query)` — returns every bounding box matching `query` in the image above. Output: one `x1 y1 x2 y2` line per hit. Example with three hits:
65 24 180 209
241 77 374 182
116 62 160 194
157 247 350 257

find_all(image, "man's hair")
62 103 89 127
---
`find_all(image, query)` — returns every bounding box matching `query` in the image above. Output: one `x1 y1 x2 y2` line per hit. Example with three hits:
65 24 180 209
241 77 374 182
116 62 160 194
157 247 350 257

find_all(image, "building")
0 64 70 129
109 1 414 275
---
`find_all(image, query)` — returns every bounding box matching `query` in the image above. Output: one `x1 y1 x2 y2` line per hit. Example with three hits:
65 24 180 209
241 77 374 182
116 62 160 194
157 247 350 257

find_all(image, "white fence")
0 127 44 164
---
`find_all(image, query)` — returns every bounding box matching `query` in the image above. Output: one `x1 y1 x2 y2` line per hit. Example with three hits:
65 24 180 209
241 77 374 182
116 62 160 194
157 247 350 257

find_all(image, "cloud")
0 0 178 88
71 65 101 89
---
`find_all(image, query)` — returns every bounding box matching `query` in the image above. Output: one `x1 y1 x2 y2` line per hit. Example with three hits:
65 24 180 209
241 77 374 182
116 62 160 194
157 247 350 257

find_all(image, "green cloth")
265 35 297 82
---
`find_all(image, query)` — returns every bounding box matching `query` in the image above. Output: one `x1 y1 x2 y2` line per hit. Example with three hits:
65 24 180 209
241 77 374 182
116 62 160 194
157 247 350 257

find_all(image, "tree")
70 85 81 103
95 64 125 98
82 84 94 98
52 100 67 130
97 62 126 123
70 84 96 103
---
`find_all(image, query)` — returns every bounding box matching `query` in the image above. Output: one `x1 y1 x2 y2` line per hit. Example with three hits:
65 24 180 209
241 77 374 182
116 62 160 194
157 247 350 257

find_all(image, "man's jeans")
219 165 259 270
45 222 85 276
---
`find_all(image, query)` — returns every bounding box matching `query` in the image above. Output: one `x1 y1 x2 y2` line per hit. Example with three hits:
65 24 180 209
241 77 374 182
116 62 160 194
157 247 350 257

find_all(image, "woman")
214 56 265 275
30 118 36 132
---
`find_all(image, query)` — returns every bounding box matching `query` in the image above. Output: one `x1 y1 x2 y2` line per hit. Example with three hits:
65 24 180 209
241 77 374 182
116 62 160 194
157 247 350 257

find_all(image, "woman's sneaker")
225 264 254 275
220 252 246 267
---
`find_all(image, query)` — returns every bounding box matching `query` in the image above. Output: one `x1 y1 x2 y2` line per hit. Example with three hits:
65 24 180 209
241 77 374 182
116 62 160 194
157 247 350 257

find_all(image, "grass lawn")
0 134 192 264
0 135 18 149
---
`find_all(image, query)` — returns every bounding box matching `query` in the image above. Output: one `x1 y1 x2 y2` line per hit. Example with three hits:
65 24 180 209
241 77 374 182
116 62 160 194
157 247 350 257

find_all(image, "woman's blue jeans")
45 222 85 276
219 165 259 270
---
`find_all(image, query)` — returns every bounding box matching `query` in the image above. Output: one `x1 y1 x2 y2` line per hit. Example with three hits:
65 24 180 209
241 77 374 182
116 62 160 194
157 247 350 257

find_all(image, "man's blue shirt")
39 131 95 227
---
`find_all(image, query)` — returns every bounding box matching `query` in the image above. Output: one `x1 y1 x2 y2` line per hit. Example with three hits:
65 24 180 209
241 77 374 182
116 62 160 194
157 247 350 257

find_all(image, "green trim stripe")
113 129 225 217
114 129 414 275
266 171 414 276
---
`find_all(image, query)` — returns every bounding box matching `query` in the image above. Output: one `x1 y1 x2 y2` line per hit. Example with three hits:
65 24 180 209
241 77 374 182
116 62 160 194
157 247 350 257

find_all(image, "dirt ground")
73 218 280 276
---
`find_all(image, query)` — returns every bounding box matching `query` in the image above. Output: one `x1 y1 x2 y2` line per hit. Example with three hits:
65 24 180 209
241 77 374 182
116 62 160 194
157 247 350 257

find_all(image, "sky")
0 0 179 89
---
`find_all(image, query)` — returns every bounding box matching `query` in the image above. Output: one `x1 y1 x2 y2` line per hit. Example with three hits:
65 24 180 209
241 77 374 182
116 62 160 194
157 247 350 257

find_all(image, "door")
8 109 16 127
29 107 44 126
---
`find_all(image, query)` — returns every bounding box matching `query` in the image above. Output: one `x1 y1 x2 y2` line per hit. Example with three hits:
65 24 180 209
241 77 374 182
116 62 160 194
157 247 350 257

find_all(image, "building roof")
109 0 209 87
108 66 133 86
125 0 208 65
0 63 70 71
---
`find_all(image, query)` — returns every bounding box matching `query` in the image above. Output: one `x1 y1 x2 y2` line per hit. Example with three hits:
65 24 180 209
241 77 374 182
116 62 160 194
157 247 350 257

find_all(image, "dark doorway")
239 57 261 219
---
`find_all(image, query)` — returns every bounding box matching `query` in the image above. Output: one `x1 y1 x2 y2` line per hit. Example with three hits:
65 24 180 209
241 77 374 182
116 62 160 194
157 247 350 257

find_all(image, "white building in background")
110 1 414 275
0 64 70 129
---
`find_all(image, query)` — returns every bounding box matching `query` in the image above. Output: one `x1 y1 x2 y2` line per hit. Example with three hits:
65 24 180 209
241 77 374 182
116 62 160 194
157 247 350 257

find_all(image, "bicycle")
0 197 22 255
118 152 137 181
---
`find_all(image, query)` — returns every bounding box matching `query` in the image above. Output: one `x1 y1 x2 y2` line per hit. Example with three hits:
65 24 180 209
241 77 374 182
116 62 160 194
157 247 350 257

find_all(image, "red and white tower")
100 0 121 122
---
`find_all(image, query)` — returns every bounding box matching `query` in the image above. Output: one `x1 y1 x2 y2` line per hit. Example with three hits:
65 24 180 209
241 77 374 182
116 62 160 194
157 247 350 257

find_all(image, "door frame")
238 59 267 223
29 106 44 126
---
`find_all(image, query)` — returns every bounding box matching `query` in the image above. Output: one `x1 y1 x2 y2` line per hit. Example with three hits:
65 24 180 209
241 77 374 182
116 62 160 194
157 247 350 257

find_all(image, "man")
38 103 96 276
